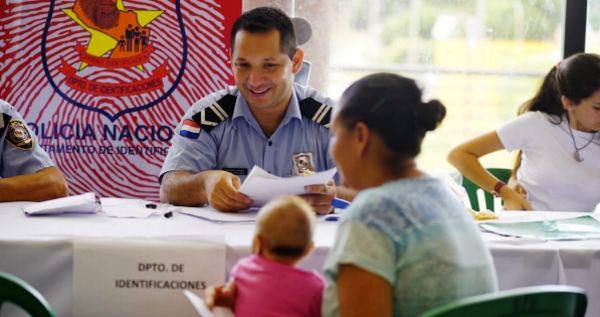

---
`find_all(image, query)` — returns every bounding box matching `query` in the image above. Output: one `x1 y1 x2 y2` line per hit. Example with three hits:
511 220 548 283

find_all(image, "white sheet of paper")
183 290 236 317
102 204 157 218
101 197 145 207
100 198 165 218
178 206 259 224
238 166 338 206
22 192 99 215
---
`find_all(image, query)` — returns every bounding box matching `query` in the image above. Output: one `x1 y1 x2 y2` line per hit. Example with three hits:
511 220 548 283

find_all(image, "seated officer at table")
160 7 355 213
0 100 69 202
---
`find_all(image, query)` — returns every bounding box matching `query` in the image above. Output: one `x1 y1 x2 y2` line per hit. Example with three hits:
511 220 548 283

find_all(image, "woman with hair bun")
448 53 600 212
322 73 497 317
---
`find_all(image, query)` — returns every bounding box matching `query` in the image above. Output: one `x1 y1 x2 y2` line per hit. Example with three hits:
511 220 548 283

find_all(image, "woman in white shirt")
448 53 600 212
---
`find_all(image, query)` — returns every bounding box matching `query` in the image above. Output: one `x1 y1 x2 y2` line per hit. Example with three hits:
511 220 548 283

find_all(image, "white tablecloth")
0 202 599 317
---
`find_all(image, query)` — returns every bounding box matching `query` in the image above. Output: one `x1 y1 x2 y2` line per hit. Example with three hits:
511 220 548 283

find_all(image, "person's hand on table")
302 179 336 215
500 186 533 211
205 171 252 212
205 281 237 310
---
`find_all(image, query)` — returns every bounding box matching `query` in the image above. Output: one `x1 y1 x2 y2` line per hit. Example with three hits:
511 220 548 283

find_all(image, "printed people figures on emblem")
126 24 133 52
134 27 141 52
141 31 149 49
118 36 125 52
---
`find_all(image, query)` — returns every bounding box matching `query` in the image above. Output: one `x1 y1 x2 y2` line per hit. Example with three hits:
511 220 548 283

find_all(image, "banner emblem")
41 0 188 122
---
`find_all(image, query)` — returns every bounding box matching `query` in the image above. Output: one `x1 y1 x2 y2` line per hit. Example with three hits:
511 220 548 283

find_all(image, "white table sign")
73 237 226 317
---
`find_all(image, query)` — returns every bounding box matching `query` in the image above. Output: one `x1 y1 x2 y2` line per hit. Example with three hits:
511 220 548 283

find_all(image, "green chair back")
418 285 587 317
462 168 512 211
0 272 56 317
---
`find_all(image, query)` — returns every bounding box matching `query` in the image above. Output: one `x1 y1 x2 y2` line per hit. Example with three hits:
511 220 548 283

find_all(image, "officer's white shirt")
497 111 600 212
0 99 55 178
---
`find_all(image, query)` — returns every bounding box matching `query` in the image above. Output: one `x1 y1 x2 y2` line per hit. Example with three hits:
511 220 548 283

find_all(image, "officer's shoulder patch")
191 94 237 133
299 98 332 128
5 119 33 151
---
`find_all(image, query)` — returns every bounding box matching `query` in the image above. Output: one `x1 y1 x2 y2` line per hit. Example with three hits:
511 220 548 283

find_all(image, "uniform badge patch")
292 152 315 176
6 120 34 150
180 120 201 139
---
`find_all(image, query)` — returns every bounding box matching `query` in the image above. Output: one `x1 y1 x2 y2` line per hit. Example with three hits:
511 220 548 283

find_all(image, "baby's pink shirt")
231 255 325 317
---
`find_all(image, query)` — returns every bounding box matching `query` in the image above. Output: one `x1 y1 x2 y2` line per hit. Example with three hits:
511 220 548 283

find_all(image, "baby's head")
252 195 316 265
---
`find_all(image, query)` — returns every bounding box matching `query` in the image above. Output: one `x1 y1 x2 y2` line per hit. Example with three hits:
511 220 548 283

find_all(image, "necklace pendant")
574 150 584 162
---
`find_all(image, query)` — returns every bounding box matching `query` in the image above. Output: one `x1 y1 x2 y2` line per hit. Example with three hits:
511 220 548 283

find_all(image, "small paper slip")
23 192 99 216
183 290 236 317
100 197 162 219
178 206 258 224
238 166 338 206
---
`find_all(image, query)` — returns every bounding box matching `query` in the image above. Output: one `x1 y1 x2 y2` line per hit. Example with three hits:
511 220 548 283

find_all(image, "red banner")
59 60 170 96
74 42 155 68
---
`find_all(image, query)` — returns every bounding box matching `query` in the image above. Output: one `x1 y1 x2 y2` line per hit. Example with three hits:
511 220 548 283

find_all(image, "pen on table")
325 216 340 222
331 198 351 209
164 211 173 218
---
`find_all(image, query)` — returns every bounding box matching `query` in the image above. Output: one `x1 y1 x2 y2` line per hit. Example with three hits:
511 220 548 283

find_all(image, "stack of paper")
480 215 600 240
23 193 100 216
238 166 338 206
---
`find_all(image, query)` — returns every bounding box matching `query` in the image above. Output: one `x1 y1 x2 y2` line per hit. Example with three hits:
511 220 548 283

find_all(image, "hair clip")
367 95 389 114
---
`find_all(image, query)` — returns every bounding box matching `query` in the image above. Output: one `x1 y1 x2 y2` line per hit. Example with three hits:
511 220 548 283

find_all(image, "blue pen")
325 216 340 221
331 198 351 209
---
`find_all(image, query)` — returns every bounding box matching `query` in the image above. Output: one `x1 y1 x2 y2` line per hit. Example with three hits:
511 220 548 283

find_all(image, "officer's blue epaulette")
191 94 237 133
0 113 12 138
299 98 332 128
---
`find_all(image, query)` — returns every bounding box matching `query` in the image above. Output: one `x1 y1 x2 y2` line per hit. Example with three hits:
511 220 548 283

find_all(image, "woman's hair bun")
416 99 446 131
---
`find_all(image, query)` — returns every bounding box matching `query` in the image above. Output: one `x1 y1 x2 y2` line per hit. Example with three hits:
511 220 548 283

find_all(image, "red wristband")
491 181 506 197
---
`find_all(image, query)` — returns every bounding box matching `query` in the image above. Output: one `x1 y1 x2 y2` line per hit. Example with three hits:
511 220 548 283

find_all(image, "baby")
215 195 325 317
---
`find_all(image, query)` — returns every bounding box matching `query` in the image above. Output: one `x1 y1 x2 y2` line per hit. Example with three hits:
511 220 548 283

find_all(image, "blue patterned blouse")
322 176 498 317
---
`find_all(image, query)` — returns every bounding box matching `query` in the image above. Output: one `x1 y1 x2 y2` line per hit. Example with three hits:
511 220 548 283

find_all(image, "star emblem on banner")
63 0 163 71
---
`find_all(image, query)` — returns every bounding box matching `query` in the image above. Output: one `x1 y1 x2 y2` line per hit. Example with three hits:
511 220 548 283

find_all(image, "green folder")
480 216 600 240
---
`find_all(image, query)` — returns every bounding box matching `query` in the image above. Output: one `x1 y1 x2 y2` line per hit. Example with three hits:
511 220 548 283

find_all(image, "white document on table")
183 290 236 317
178 206 259 224
22 192 99 216
100 197 164 218
238 166 338 206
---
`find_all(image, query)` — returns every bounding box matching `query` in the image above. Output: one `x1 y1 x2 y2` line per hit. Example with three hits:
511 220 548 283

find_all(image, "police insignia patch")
292 152 315 176
6 120 34 150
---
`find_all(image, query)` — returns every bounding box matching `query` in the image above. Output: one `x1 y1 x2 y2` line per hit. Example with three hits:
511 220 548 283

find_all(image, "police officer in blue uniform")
160 7 355 213
0 100 68 202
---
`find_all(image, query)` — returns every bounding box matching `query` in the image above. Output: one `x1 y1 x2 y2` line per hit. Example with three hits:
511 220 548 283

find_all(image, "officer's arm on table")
0 167 68 202
160 171 209 207
160 170 251 211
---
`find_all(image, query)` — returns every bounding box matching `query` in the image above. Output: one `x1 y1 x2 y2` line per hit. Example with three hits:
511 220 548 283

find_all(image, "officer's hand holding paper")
238 166 338 213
